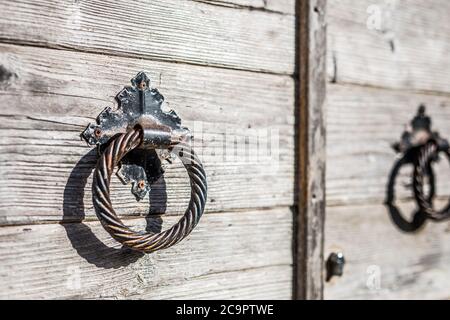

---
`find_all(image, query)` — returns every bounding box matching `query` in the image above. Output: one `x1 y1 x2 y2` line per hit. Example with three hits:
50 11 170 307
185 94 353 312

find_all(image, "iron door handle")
386 106 450 231
82 72 207 253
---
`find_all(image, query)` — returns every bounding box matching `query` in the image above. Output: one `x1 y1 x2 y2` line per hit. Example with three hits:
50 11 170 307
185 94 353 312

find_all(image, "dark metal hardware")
386 105 450 231
326 252 345 282
391 105 448 155
81 72 207 253
414 141 450 221
82 72 190 149
82 71 190 200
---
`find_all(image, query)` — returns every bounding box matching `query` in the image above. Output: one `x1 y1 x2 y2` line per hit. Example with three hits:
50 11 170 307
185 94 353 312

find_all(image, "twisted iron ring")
413 141 450 221
92 128 207 253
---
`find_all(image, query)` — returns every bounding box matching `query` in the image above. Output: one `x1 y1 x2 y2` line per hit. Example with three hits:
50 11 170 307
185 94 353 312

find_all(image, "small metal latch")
326 252 345 282
81 72 191 200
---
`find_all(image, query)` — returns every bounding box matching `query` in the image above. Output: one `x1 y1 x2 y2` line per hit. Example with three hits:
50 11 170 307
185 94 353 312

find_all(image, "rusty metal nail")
94 128 102 137
326 252 345 282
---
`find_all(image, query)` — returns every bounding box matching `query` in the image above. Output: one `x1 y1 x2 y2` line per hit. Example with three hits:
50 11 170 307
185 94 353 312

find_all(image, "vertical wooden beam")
295 0 327 300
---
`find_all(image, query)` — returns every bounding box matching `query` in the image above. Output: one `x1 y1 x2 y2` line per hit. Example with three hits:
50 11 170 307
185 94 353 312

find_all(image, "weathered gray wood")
327 84 450 207
295 0 327 300
325 0 450 301
0 0 298 301
197 0 295 15
0 43 295 225
141 265 292 300
0 208 293 299
0 0 295 74
325 201 450 300
328 0 450 94
264 0 295 14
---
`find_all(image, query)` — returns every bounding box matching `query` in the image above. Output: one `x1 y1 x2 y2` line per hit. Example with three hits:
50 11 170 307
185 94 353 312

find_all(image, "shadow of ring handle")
92 128 207 253
413 141 450 221
385 153 430 232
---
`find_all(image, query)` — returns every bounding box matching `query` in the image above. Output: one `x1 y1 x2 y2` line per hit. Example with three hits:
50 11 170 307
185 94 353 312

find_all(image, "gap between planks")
0 205 296 228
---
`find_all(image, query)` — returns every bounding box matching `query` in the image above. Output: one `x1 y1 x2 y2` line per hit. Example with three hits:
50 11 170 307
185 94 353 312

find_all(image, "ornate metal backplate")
81 72 190 201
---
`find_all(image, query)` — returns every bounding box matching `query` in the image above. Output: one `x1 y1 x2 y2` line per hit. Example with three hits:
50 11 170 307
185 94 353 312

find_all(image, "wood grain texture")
328 0 450 94
0 43 295 225
325 0 450 301
327 84 450 207
0 0 295 74
0 0 298 301
324 201 450 300
295 0 327 300
0 208 293 299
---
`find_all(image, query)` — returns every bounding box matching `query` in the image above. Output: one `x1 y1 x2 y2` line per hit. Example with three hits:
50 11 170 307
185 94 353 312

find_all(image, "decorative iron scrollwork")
81 72 207 253
386 105 450 231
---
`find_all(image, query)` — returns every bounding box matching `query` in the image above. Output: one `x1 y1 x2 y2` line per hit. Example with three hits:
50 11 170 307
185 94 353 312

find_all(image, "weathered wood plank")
327 84 450 207
325 0 450 301
328 0 450 93
295 0 327 300
0 0 295 74
0 44 295 225
0 208 293 299
325 201 450 300
264 0 295 14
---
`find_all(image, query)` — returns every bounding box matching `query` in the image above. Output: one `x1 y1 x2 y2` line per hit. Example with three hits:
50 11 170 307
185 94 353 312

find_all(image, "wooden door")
0 0 327 299
325 0 450 299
